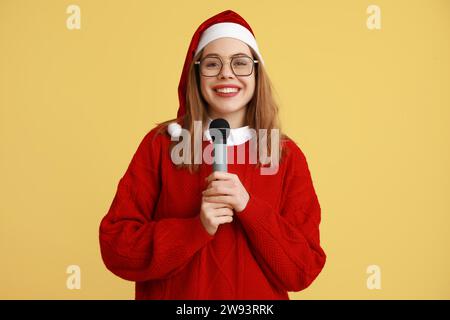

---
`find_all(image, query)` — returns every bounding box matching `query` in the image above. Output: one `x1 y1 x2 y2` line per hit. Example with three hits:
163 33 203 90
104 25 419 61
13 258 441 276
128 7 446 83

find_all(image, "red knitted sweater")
99 126 326 299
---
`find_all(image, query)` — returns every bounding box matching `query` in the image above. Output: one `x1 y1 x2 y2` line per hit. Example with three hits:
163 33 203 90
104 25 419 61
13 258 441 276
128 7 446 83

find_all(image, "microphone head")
209 118 230 144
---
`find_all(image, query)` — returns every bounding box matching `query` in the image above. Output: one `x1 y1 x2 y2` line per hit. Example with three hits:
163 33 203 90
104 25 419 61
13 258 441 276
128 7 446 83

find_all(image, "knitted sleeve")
237 140 326 292
99 128 213 282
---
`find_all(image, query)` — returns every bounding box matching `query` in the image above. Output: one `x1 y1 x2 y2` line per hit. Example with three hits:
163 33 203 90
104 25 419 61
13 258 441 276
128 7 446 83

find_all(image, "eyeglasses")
194 55 258 77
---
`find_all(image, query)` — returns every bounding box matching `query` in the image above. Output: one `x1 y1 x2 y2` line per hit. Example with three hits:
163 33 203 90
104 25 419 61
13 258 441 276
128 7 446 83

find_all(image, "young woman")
99 10 326 300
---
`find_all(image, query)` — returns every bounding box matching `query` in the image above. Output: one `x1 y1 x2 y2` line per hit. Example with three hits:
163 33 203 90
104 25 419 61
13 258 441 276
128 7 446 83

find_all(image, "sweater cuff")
185 215 215 244
237 195 275 229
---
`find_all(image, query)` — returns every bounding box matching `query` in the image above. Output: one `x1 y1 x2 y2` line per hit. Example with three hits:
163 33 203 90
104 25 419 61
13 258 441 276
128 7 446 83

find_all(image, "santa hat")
176 10 263 121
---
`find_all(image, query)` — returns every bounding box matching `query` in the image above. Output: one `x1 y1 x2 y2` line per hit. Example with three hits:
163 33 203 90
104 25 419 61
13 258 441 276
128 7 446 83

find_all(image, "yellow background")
1 0 449 299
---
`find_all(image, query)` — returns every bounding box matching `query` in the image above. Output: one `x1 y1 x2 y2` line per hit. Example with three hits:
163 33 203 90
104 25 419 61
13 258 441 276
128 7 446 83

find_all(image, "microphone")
209 118 230 172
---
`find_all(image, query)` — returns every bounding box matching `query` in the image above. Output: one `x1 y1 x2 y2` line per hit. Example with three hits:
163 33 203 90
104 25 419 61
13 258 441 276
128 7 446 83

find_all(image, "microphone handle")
213 143 227 172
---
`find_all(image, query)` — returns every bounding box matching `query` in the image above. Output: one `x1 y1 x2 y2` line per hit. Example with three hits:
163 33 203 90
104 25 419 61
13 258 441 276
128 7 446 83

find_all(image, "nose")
218 61 235 79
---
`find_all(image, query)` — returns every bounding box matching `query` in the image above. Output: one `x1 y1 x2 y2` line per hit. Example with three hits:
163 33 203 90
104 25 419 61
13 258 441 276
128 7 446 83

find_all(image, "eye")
233 58 249 66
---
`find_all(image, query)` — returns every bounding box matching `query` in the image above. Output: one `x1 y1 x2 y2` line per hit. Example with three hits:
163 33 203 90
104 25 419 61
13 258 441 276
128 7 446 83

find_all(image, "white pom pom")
167 122 182 138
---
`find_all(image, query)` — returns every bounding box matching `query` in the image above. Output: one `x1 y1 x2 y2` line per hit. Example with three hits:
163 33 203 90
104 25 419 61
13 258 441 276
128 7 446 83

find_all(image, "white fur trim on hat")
194 22 264 65
167 122 182 138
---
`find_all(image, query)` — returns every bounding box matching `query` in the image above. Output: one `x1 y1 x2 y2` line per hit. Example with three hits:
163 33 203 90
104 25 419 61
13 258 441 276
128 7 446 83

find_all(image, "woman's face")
199 37 256 122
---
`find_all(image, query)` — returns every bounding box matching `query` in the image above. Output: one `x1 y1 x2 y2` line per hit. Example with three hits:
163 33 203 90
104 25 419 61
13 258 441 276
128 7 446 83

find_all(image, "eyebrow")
203 52 251 58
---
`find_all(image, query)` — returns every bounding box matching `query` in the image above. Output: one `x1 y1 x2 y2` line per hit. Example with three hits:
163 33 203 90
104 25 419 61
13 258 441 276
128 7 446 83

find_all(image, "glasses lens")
232 57 253 76
199 56 254 76
200 57 222 76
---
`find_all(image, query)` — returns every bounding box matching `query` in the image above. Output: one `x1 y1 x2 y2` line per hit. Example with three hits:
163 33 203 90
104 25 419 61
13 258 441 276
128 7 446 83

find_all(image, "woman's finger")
202 186 234 197
205 171 238 184
203 195 234 206
207 180 234 189
206 201 233 209
214 208 234 217
216 215 233 225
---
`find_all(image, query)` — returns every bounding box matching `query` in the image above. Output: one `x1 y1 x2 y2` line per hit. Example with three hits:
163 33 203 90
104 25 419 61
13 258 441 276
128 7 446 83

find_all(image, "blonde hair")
158 47 284 172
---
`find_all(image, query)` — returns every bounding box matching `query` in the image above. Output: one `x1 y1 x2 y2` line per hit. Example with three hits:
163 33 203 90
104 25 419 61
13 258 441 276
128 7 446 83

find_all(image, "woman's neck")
207 108 247 128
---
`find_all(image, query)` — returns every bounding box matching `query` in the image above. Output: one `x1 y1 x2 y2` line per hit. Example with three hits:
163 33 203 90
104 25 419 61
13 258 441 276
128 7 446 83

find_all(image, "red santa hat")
176 10 263 120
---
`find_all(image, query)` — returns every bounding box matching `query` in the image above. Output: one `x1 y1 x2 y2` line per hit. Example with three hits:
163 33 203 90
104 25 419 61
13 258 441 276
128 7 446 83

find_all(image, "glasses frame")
194 55 259 77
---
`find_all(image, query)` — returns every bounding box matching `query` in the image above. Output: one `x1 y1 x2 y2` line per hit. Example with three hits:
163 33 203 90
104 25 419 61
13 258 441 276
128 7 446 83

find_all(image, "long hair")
158 47 284 173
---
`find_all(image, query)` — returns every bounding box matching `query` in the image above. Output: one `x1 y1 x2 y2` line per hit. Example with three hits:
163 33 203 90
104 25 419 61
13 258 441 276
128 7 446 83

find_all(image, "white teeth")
215 87 239 93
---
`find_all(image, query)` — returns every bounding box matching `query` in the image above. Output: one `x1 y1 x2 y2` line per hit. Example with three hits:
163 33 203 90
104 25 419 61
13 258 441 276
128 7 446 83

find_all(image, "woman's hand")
202 171 250 213
199 199 234 236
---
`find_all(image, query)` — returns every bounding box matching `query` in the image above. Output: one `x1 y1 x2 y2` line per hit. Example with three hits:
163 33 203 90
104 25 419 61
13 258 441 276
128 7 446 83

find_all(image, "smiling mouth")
214 87 241 93
213 87 241 98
